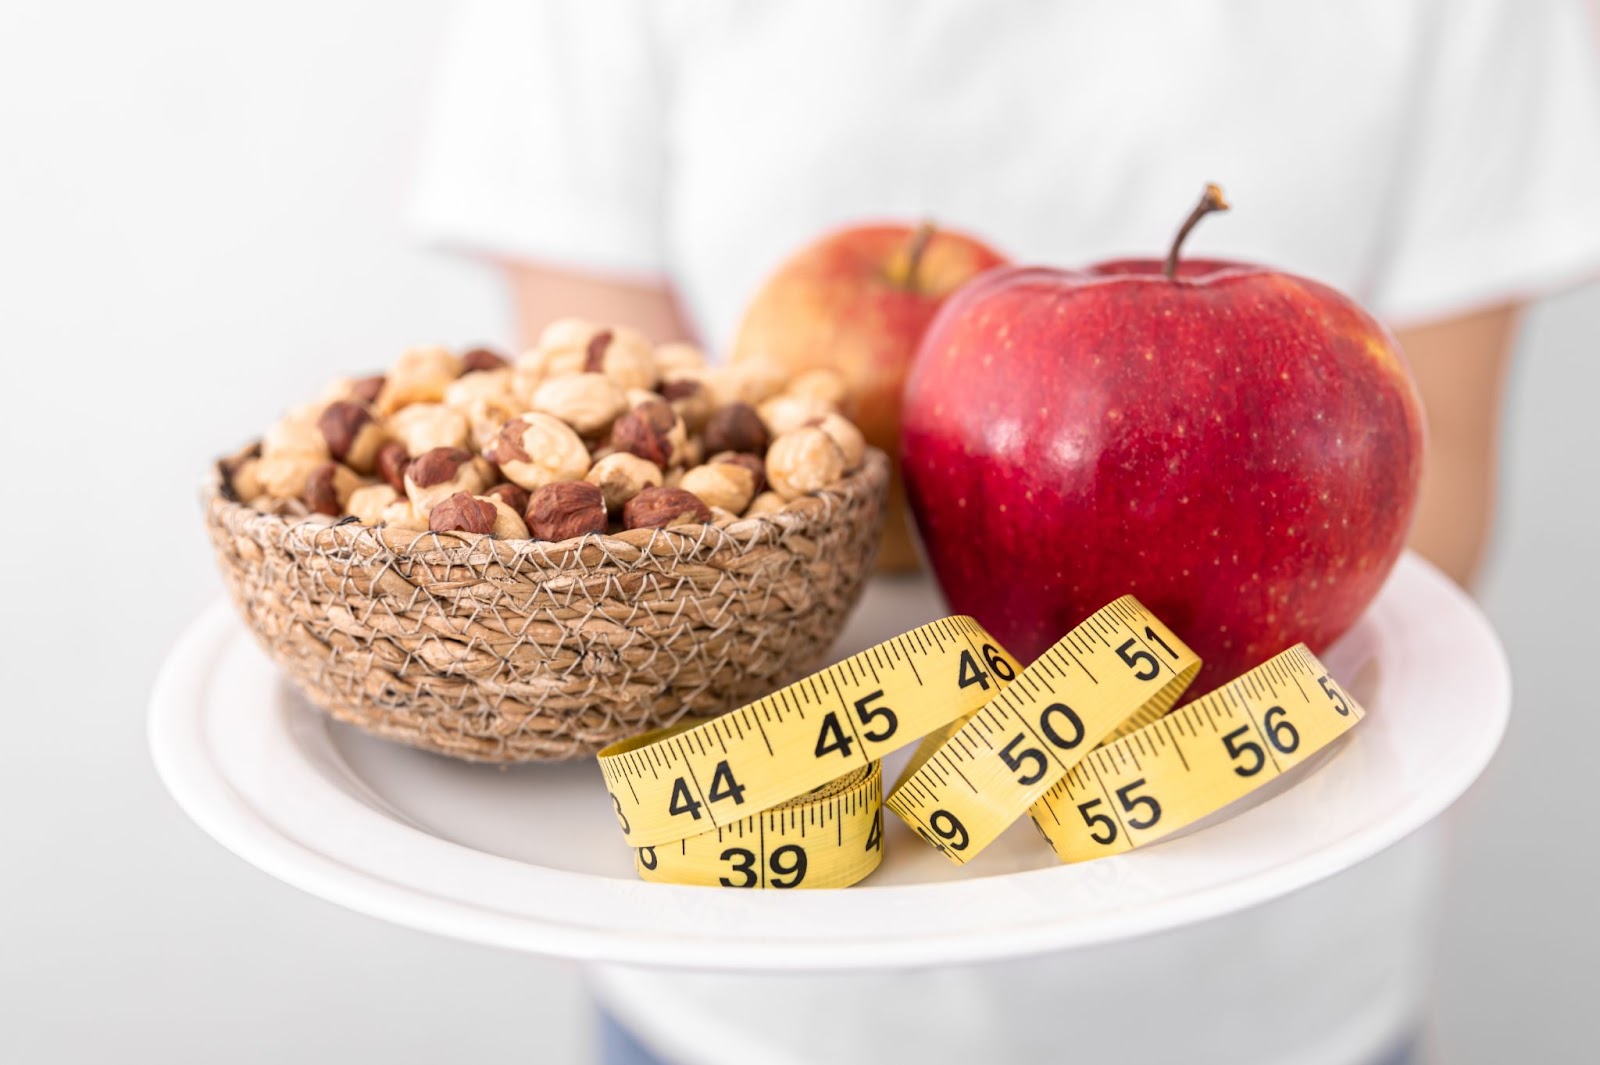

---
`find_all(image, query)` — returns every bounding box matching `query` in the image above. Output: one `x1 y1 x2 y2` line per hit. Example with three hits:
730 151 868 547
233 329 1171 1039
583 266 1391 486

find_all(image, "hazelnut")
303 461 364 516
809 412 867 472
609 398 688 468
658 373 715 432
622 485 714 530
443 366 519 412
461 346 508 373
585 452 663 512
346 483 400 525
758 394 836 436
679 461 758 514
532 372 628 435
317 401 388 473
404 446 494 514
653 342 707 374
484 413 592 490
704 360 786 407
701 402 770 456
708 451 767 493
262 405 329 459
255 451 327 499
319 374 386 405
744 491 787 517
225 456 265 503
387 402 470 455
375 440 411 493
785 367 850 409
765 426 846 500
525 481 608 541
380 499 429 532
484 482 530 516
375 345 462 414
429 491 529 538
583 327 659 390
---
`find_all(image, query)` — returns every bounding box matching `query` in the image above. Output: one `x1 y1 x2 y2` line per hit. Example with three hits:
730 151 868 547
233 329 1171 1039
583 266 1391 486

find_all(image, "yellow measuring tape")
596 599 1364 887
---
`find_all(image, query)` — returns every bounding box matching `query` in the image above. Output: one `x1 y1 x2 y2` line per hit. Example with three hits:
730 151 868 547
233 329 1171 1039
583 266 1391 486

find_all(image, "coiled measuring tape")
596 600 1365 886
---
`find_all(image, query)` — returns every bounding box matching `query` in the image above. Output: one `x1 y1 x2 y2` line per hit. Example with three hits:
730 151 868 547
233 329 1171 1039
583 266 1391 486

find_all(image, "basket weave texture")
204 449 888 762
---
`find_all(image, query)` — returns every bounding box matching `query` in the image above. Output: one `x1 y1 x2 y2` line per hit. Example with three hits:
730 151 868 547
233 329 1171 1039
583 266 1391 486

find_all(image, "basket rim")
206 445 891 562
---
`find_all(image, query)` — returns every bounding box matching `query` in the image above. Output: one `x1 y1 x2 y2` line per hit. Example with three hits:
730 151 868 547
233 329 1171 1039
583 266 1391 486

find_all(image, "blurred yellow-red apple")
731 222 1008 570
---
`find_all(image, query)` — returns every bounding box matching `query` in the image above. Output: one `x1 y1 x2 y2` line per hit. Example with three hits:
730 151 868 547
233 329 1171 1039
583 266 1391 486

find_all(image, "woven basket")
204 449 889 762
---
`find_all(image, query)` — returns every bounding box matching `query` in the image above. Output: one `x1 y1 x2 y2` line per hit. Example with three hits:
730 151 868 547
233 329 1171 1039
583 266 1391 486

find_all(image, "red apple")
901 186 1425 696
732 222 1008 570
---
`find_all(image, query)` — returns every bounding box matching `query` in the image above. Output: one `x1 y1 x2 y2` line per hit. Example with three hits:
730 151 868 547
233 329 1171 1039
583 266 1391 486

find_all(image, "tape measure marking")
597 615 1022 848
885 597 1201 864
1029 644 1363 862
635 764 882 889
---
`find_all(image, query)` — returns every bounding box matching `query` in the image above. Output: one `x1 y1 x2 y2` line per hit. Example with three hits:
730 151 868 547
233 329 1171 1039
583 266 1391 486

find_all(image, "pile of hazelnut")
222 320 868 541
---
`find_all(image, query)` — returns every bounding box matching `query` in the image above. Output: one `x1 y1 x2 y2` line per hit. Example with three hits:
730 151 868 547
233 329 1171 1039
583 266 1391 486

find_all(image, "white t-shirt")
412 3 1600 1063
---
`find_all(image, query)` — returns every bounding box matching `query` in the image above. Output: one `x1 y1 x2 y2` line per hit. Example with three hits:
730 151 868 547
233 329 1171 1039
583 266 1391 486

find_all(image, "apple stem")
1163 184 1230 280
891 221 936 291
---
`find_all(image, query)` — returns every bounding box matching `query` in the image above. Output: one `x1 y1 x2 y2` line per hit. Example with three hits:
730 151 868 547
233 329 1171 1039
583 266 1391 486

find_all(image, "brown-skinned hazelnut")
658 373 716 432
525 481 609 541
484 482 530 516
304 462 364 516
610 399 687 468
461 346 508 373
376 441 410 493
429 491 528 538
317 401 388 473
622 485 714 530
702 402 771 456
765 426 846 500
404 446 493 514
484 413 592 489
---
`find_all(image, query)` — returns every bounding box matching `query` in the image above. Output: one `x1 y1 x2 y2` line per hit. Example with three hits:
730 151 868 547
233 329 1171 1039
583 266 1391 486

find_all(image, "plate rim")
149 555 1510 970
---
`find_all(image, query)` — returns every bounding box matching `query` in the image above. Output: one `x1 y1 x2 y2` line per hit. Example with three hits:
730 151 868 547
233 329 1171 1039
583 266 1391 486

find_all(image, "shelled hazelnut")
256 451 328 499
484 413 591 489
784 368 850 410
583 327 658 390
744 491 787 517
443 366 519 412
679 461 758 514
623 485 714 530
708 451 767 493
658 373 715 432
758 394 835 436
653 342 707 374
532 372 628 436
320 374 385 406
380 499 430 532
765 426 846 500
701 403 770 456
525 481 608 541
585 452 663 512
262 406 329 459
484 482 530 516
317 401 388 473
429 491 529 538
610 398 688 469
375 345 463 414
404 446 494 514
226 456 265 503
346 483 400 525
375 441 410 493
809 412 866 473
304 461 364 516
387 403 470 455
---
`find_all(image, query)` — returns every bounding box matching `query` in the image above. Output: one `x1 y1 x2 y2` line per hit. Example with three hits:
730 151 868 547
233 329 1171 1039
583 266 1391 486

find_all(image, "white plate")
149 553 1508 971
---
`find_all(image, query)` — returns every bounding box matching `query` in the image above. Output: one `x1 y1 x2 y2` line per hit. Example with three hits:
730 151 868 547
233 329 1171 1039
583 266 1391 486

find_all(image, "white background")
1 3 1595 1062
